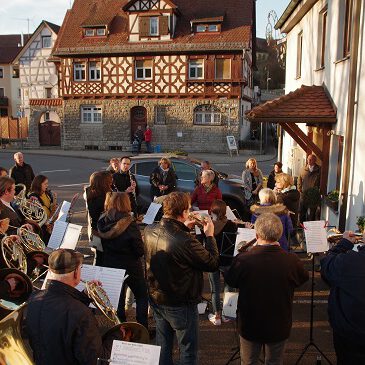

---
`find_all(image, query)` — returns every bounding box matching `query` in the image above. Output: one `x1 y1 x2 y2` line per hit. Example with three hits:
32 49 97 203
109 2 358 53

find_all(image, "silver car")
129 154 247 216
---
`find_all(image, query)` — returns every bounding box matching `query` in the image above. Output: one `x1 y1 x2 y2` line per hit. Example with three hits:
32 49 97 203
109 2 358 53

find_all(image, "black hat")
48 249 83 274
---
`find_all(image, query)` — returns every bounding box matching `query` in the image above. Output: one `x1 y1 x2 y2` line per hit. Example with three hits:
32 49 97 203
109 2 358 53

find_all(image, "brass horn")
17 227 45 253
0 305 35 365
82 281 149 344
14 184 47 227
0 268 33 312
0 236 27 274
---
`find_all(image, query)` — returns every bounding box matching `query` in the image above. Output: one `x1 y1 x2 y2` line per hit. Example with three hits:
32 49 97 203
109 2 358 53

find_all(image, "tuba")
0 236 27 274
0 268 33 312
83 281 149 344
0 305 35 365
14 184 47 227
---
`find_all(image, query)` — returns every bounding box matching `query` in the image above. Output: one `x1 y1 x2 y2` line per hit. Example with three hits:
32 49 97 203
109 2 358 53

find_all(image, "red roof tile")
246 85 337 124
29 98 63 106
0 34 31 63
53 0 253 56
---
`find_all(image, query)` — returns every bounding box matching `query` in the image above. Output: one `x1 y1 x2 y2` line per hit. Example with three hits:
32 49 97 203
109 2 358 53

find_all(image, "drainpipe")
338 0 361 231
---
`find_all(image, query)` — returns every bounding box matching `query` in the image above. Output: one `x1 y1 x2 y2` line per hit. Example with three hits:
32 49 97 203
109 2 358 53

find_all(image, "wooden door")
130 106 147 142
39 121 61 146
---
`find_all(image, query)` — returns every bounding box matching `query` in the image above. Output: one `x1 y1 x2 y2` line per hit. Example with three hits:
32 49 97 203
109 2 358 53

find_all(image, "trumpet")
327 232 364 244
14 184 47 226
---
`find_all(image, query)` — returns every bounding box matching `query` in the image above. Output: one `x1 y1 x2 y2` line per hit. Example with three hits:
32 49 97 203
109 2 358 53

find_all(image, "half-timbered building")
13 21 62 147
45 0 255 152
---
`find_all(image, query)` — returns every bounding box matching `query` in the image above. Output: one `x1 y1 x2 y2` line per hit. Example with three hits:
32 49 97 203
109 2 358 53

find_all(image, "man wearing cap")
26 248 119 365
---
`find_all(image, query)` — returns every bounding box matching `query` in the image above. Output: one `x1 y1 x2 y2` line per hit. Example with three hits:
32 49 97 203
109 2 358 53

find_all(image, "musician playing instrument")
26 248 123 365
28 175 58 244
321 230 365 364
112 156 139 215
0 176 33 234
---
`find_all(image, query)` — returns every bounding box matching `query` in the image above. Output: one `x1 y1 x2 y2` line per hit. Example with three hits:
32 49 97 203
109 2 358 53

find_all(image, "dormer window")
208 24 218 32
194 24 220 33
85 29 95 37
139 16 169 38
196 25 206 33
96 28 106 36
191 16 223 34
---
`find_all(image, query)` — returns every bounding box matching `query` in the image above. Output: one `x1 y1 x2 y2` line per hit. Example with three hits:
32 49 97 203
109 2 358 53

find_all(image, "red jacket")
144 128 152 142
191 184 222 211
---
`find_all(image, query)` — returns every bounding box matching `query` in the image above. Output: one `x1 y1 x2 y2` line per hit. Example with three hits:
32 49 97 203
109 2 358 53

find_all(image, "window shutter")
231 58 242 80
139 17 149 37
206 56 215 80
159 16 169 35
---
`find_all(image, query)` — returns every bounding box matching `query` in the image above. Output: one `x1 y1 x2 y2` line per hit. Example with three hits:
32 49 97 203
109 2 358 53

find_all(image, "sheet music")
142 203 162 225
234 227 256 256
60 223 82 250
110 341 161 365
303 220 329 253
226 206 237 221
48 220 68 249
193 210 209 235
57 201 71 222
222 292 238 319
76 265 126 309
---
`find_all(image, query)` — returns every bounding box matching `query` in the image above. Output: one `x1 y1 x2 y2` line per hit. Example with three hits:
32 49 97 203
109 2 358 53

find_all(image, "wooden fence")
0 117 28 139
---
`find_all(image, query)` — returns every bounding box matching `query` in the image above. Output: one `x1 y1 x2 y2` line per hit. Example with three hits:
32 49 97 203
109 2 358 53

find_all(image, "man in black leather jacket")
144 192 219 365
26 249 121 365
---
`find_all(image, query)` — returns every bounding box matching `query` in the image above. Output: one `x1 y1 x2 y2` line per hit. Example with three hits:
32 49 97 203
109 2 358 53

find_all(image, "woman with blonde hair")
242 158 263 207
275 173 300 227
250 188 293 251
149 157 176 200
97 192 148 329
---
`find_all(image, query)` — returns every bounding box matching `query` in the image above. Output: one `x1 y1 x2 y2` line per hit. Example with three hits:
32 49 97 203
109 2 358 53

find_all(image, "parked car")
129 154 246 217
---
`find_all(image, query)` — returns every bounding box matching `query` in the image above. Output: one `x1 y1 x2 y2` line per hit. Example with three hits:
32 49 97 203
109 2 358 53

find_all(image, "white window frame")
96 28 106 36
74 63 86 81
44 111 50 121
0 67 3 78
89 61 101 81
188 60 204 79
81 105 102 124
42 36 52 48
85 29 95 37
135 60 152 80
208 24 218 32
150 17 159 36
194 105 221 125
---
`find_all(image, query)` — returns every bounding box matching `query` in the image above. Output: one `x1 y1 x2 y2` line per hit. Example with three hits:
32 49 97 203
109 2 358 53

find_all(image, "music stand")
294 244 333 364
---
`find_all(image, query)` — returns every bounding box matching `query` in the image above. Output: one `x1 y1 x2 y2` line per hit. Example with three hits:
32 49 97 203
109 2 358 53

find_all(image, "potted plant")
325 189 339 213
356 216 365 233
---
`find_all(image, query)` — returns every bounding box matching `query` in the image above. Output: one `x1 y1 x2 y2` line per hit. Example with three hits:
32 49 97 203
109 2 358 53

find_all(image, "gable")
123 0 176 12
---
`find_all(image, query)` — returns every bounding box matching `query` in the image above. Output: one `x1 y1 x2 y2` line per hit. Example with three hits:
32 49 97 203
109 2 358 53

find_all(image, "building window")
135 60 152 80
89 61 101 81
215 59 231 79
154 106 167 125
208 24 218 32
12 67 19 78
189 60 204 79
318 9 327 68
0 88 4 97
196 25 206 32
42 36 52 48
195 24 219 33
150 17 159 36
74 63 86 81
343 0 353 57
45 87 52 98
0 68 3 78
81 106 102 123
194 105 221 125
296 31 303 78
85 29 95 37
96 28 106 36
44 111 50 121
18 89 21 98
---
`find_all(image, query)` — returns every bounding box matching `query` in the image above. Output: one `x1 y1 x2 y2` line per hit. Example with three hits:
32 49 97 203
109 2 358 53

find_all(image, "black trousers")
333 331 365 365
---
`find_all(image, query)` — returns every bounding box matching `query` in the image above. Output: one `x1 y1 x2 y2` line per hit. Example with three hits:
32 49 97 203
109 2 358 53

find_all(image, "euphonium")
0 235 27 274
14 184 47 226
82 280 149 344
0 306 35 365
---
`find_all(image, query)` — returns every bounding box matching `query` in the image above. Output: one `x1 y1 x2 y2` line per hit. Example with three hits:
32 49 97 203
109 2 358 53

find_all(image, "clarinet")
128 169 138 208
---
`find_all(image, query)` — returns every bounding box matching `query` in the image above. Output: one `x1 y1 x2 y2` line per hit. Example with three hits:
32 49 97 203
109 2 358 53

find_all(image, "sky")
0 0 289 38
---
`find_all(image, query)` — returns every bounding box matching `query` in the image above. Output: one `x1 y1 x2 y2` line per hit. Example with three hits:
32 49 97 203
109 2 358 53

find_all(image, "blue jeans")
145 141 152 153
208 266 233 314
152 303 199 365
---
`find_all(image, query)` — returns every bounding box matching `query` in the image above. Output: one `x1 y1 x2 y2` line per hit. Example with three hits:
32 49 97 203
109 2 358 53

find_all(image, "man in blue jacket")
321 231 365 365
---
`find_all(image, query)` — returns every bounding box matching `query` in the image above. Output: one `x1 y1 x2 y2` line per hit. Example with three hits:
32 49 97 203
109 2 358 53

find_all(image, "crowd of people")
0 150 364 365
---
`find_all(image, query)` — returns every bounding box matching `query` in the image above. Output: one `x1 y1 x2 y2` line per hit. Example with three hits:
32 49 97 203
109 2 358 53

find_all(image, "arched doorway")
130 106 147 142
39 111 61 146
